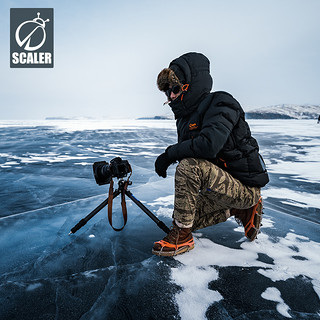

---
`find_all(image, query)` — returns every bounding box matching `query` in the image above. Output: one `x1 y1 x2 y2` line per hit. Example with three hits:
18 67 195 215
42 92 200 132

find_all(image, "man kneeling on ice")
153 52 269 256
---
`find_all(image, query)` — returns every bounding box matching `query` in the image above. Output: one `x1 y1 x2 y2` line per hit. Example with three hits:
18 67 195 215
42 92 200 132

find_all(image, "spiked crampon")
231 197 263 241
152 221 194 256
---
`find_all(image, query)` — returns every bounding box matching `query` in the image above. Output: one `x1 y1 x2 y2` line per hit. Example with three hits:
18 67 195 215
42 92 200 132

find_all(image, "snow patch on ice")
248 119 320 184
248 119 320 137
175 237 264 268
171 265 222 320
149 195 174 207
267 160 320 183
75 162 91 166
155 207 173 219
0 151 95 166
148 195 174 218
261 287 292 318
252 233 320 287
172 231 320 318
262 188 320 209
82 270 99 278
25 283 42 291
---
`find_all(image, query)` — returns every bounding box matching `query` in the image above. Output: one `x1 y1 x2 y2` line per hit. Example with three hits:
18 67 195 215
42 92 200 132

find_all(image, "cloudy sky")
0 0 319 120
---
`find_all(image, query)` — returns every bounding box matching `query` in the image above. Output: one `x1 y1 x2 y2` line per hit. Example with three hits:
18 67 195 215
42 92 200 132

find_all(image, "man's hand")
155 151 172 178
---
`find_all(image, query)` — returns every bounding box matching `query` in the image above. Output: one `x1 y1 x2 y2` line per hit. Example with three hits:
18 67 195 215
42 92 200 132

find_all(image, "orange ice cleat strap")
244 198 262 237
154 238 195 250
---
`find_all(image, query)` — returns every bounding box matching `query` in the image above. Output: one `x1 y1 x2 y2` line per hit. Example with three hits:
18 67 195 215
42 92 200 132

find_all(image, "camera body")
93 157 131 185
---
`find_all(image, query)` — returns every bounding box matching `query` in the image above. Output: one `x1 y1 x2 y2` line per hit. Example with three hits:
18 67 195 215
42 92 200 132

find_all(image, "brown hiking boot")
230 197 263 241
152 221 195 257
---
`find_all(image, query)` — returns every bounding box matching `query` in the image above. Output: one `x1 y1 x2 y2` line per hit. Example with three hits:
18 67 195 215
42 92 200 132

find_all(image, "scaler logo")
15 12 50 51
10 8 54 68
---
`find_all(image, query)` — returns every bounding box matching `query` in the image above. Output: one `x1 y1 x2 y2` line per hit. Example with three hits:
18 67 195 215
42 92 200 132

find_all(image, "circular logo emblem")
15 12 49 51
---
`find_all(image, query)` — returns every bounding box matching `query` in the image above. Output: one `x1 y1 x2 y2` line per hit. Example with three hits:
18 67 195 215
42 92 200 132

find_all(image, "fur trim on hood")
157 68 183 92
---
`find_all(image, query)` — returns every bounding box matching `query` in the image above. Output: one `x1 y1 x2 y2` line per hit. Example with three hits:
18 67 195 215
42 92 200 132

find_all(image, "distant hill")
246 104 320 119
137 104 320 121
137 115 173 120
137 111 174 120
45 117 71 120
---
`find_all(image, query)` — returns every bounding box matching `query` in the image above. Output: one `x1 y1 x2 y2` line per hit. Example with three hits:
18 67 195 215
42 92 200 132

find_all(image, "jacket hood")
168 52 213 119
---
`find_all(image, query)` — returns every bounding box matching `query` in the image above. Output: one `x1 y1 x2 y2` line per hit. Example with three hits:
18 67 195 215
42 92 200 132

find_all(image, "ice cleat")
152 221 194 256
231 197 263 241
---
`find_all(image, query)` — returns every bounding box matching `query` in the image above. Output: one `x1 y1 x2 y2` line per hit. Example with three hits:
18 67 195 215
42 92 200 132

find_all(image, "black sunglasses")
165 85 181 98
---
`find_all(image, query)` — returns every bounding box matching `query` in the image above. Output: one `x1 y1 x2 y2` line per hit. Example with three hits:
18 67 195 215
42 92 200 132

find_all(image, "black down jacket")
166 52 269 188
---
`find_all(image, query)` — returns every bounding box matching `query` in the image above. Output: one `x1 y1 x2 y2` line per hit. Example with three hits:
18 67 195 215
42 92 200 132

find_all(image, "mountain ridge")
140 104 320 120
246 104 320 119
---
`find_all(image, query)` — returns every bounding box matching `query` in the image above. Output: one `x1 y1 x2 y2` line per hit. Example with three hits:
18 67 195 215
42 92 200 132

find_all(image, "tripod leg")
69 189 121 234
125 190 170 234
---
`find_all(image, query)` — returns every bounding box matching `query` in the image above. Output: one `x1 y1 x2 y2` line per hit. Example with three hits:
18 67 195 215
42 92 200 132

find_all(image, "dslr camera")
93 157 131 185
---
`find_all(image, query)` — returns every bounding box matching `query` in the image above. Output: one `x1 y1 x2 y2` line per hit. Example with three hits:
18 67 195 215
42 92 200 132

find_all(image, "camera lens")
93 161 112 185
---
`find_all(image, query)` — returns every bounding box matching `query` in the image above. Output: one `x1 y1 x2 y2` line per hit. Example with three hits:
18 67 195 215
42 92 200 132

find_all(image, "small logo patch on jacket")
189 123 198 130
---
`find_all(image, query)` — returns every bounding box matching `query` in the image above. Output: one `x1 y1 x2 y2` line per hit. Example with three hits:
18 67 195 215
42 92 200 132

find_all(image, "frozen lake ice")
0 119 319 319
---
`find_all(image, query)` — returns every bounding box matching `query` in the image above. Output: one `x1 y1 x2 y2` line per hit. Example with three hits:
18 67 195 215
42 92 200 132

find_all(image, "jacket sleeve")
167 94 241 161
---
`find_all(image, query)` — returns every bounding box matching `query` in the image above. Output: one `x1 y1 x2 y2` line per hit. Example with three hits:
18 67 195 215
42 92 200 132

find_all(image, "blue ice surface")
0 119 320 320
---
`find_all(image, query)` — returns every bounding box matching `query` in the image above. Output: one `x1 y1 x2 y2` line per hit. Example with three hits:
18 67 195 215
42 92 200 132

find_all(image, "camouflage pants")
173 158 261 231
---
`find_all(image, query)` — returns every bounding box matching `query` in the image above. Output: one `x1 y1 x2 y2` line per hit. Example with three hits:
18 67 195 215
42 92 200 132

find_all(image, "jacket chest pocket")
188 114 201 139
177 114 202 142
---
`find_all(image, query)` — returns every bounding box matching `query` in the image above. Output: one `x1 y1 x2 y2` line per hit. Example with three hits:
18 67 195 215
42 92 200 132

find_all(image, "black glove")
155 151 173 178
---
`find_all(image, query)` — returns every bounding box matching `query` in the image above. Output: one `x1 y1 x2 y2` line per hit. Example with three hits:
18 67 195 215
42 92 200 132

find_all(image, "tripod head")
116 177 132 190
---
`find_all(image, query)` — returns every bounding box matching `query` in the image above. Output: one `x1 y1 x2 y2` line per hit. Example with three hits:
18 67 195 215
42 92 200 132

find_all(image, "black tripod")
69 178 170 235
